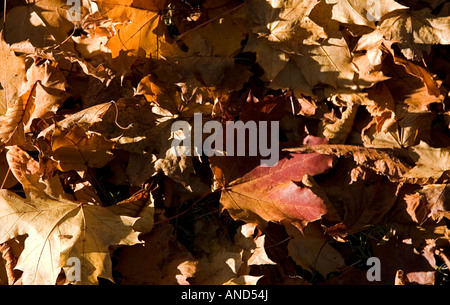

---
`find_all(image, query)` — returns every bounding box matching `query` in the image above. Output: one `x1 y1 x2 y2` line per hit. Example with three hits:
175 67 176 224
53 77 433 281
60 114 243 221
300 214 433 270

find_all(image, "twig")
0 167 10 189
175 2 245 41
50 26 76 50
110 101 132 130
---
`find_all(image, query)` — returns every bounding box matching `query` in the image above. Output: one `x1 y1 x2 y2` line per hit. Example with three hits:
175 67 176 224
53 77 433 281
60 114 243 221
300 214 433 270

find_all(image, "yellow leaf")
0 147 146 285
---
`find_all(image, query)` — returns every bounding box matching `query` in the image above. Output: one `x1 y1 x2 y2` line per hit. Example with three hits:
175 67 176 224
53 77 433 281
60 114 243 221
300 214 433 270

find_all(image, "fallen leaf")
50 125 115 172
220 136 334 230
379 8 450 60
0 83 37 147
286 221 345 277
0 33 27 115
0 147 145 284
405 141 450 181
326 0 408 27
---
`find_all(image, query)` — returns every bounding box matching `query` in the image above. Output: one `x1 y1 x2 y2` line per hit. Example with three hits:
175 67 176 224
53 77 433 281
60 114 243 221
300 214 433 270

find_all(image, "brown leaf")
114 223 196 285
0 33 27 115
379 8 450 60
286 221 345 277
285 144 411 183
0 82 37 147
0 147 144 284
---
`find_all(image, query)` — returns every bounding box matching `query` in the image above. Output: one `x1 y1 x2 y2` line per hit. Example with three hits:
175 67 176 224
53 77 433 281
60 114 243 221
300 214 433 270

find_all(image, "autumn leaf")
0 146 147 285
95 0 168 59
404 141 450 181
0 0 450 287
50 125 115 172
220 136 334 230
0 82 37 147
326 0 408 27
379 8 450 60
286 221 345 277
0 33 27 115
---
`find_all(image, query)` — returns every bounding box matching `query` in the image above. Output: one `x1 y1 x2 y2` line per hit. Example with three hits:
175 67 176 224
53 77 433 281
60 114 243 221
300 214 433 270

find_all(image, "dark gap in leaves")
57 97 82 114
27 150 39 162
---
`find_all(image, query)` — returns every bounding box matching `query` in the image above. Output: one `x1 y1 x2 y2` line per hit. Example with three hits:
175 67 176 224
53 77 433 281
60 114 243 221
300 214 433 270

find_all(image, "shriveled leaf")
285 144 411 183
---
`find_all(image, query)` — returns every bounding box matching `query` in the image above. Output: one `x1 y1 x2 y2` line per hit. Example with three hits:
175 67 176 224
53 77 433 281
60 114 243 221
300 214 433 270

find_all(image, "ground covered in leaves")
0 0 449 285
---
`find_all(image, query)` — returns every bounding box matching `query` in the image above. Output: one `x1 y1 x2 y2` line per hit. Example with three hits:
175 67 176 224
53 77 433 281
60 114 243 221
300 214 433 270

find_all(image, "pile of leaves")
0 0 449 285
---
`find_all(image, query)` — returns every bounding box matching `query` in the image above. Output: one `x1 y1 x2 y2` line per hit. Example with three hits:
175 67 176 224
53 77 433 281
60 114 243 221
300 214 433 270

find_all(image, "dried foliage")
0 0 449 285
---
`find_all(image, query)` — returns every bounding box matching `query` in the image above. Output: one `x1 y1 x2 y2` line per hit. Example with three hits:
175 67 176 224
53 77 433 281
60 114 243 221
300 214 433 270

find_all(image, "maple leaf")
326 0 408 27
0 0 87 51
405 141 450 181
51 125 116 172
0 146 148 284
247 0 326 49
286 222 345 277
219 136 334 231
379 8 450 60
95 0 168 59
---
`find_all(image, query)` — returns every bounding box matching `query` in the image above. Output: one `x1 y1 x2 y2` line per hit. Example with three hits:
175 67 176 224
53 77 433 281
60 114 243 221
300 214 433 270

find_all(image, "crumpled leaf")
405 184 450 224
285 143 411 183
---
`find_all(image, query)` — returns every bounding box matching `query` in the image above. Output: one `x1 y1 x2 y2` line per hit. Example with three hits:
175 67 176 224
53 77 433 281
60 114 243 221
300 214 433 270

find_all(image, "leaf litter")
0 0 449 285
